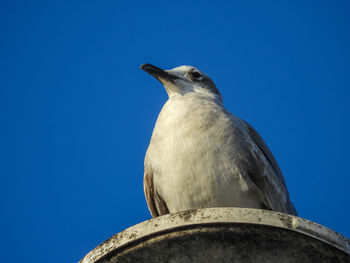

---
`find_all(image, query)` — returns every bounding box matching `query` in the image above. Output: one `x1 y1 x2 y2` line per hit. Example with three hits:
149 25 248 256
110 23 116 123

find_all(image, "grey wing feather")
144 167 169 218
242 120 297 216
144 170 159 218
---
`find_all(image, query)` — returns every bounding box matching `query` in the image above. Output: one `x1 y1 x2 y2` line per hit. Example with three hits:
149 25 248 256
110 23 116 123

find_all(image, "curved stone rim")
80 207 350 263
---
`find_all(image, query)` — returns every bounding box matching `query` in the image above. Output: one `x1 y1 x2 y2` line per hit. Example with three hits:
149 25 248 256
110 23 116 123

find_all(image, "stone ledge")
80 208 350 263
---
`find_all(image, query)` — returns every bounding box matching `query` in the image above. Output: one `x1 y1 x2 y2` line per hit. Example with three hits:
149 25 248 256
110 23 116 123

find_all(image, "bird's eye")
191 71 202 80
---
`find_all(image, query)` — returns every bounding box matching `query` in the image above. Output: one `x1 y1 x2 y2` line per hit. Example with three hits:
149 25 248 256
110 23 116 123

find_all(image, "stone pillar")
80 208 350 263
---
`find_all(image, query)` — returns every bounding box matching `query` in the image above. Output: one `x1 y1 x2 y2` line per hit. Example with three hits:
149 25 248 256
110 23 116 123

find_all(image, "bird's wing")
242 120 297 216
144 168 169 218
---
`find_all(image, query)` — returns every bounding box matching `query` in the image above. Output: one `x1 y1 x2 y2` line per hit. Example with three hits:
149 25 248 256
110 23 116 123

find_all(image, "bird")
141 63 297 218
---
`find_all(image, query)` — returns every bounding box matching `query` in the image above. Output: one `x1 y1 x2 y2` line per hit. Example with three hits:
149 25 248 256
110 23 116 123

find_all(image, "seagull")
141 63 297 218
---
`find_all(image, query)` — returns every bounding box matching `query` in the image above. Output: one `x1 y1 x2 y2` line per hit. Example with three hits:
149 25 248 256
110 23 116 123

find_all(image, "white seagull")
141 64 297 218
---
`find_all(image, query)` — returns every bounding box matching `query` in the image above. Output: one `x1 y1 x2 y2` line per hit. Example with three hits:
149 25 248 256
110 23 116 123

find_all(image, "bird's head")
141 64 222 102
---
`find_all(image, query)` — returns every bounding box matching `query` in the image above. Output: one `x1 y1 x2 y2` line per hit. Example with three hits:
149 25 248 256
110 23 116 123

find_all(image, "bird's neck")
169 91 223 106
154 92 225 134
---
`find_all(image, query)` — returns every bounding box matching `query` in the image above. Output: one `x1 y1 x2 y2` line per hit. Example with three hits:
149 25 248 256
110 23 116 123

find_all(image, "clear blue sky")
1 1 349 262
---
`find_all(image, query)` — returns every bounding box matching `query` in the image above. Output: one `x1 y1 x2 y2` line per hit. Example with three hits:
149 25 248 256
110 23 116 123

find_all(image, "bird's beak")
140 64 179 84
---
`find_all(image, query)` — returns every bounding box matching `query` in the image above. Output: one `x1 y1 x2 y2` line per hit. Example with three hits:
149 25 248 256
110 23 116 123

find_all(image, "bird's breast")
145 96 261 213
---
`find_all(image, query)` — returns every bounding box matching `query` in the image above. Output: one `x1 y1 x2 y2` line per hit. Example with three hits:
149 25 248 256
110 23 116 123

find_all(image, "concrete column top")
80 208 350 263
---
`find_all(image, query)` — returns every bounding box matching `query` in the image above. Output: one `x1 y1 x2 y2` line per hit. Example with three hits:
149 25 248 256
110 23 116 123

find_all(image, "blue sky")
1 1 349 262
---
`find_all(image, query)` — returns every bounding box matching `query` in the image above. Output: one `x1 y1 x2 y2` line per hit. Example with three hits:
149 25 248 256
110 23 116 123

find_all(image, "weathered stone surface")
80 208 350 263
